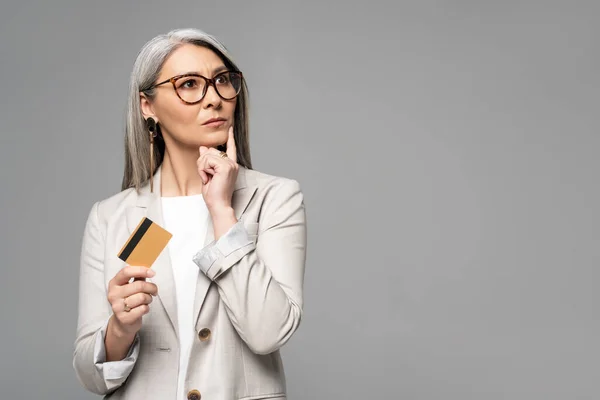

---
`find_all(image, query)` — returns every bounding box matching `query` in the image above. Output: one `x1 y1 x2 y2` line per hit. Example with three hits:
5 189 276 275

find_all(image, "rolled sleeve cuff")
93 317 140 382
193 220 254 280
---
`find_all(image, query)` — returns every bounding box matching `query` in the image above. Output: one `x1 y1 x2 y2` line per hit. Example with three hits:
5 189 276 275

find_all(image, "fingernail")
147 269 155 277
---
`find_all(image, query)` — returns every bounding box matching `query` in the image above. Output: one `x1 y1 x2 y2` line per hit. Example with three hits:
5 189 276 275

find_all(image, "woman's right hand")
107 266 158 337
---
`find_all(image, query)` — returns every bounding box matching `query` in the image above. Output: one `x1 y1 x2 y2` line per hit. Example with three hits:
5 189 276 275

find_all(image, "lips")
203 117 226 125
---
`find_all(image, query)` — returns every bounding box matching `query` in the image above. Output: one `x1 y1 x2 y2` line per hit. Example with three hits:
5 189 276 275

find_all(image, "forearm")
210 206 237 240
105 315 137 362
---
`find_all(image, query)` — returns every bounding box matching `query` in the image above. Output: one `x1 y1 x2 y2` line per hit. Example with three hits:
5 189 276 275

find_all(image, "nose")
202 82 222 109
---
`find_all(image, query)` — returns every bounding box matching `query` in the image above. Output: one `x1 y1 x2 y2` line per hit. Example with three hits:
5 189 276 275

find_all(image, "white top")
161 194 210 400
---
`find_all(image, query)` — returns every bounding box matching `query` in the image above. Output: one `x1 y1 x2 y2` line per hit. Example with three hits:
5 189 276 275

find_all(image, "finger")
111 295 148 316
114 296 134 314
198 150 223 181
113 266 155 286
196 159 209 183
226 126 237 163
121 280 159 298
208 152 234 171
203 147 233 165
119 304 150 322
199 154 223 174
199 170 209 184
198 157 216 176
197 147 211 183
203 148 228 168
124 292 153 310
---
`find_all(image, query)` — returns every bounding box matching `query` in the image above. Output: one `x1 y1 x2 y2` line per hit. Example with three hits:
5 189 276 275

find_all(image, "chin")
197 131 228 148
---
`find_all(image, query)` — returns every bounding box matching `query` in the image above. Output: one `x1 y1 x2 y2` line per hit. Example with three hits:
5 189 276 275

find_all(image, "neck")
159 146 203 197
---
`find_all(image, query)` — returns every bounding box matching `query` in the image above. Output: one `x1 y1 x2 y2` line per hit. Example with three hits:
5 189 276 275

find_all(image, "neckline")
161 194 204 200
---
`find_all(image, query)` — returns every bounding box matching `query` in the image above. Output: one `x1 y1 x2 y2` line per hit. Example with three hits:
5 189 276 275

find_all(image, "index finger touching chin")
226 125 237 162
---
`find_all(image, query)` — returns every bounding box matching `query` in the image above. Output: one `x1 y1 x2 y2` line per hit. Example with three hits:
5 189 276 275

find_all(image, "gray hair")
121 28 252 191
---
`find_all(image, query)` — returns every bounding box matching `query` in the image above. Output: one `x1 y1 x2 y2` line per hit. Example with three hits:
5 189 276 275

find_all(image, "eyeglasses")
142 71 243 104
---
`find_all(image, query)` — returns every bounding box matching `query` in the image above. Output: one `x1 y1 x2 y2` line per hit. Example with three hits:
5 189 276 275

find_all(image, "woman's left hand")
197 126 239 215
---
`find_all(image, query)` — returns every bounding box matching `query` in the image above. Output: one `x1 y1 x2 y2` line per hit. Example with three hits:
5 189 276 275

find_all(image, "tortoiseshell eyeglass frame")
141 71 243 104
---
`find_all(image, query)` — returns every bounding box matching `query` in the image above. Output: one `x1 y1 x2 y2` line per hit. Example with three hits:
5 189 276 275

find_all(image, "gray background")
0 1 598 399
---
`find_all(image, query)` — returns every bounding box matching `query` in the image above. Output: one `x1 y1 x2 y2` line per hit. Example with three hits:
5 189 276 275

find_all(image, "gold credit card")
117 217 172 268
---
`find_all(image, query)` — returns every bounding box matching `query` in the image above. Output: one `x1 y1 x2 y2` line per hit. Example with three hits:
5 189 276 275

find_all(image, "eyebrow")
178 65 229 77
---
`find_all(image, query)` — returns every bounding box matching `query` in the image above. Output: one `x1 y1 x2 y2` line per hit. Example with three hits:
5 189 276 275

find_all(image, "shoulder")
87 187 139 227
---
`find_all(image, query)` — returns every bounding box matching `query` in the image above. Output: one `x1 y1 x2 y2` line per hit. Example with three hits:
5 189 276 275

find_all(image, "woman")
73 28 307 400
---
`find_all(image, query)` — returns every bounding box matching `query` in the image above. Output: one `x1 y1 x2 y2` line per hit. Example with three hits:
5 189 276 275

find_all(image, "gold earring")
146 118 158 193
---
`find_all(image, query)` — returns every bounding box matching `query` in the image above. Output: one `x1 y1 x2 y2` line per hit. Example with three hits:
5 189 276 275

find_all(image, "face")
140 44 237 149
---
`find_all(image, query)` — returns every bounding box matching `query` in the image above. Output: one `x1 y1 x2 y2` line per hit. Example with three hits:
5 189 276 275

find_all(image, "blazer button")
198 328 211 341
187 389 201 400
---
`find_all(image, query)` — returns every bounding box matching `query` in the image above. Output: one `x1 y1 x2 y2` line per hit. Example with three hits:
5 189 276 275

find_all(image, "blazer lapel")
126 166 179 339
231 167 258 221
192 167 258 325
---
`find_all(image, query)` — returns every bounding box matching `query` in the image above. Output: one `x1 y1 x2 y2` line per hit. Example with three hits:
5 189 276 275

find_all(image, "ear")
140 93 157 121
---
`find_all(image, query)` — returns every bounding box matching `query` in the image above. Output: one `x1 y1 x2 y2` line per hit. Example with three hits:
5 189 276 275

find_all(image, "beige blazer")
73 165 307 400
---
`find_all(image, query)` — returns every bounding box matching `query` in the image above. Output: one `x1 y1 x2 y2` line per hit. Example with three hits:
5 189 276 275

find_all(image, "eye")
180 79 197 89
176 76 204 90
215 74 230 85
